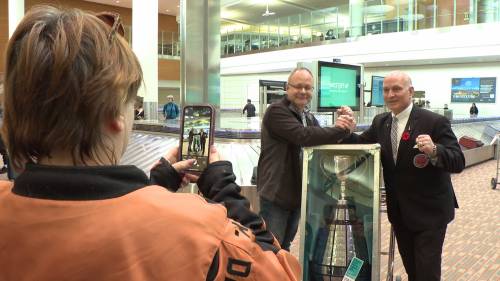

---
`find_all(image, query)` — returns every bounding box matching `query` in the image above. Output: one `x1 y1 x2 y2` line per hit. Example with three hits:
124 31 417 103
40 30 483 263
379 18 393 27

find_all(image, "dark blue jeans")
259 197 300 251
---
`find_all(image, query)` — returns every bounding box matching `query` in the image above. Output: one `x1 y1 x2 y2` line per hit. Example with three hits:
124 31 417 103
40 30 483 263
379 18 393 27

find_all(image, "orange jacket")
0 162 300 281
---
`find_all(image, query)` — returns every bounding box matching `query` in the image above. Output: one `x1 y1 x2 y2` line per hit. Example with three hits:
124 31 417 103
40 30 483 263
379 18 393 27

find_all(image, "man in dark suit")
340 71 465 281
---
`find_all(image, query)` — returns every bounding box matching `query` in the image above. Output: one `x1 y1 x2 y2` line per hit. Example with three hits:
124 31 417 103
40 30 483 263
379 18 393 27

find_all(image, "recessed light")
115 0 120 3
165 9 170 12
177 5 180 8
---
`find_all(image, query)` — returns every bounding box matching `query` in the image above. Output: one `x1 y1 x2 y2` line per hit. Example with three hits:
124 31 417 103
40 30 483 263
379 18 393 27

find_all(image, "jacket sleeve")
265 105 349 146
432 117 465 173
197 161 301 281
342 115 382 144
149 158 183 192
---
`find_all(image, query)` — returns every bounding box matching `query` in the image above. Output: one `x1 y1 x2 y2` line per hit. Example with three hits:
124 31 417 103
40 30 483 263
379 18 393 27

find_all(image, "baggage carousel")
122 113 500 212
120 131 260 187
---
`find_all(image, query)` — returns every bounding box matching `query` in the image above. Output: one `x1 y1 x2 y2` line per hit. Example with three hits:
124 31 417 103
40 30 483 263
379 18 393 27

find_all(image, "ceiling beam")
275 0 316 11
221 17 255 26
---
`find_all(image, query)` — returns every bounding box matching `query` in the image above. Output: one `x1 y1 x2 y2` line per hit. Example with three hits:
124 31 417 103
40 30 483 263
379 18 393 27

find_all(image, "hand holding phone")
179 105 215 173
151 146 199 185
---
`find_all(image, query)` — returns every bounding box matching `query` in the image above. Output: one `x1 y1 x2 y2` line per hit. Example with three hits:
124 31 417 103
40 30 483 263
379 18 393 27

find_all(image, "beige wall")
0 0 180 79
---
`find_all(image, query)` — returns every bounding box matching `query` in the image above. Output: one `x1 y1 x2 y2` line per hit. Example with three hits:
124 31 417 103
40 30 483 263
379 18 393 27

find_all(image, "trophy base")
310 262 346 281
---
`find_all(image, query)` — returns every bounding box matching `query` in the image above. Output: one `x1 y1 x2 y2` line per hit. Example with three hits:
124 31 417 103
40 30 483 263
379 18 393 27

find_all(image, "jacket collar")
281 96 312 121
12 164 150 200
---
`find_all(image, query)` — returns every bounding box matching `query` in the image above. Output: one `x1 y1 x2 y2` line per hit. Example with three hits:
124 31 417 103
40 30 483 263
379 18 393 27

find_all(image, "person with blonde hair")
0 6 300 281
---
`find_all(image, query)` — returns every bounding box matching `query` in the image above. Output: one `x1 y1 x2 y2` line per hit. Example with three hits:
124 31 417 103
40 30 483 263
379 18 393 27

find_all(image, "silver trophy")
314 155 358 281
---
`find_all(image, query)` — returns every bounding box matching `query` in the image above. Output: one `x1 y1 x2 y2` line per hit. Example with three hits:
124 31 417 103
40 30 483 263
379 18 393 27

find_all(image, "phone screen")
180 105 213 172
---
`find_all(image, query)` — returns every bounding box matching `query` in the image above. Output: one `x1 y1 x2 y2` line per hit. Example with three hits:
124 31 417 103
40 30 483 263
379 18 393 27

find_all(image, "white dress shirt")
391 103 413 152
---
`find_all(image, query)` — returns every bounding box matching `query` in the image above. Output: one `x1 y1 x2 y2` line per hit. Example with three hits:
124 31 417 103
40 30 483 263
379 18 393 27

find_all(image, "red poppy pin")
401 131 410 141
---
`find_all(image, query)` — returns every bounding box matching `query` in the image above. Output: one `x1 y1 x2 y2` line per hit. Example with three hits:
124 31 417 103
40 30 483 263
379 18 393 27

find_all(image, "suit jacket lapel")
383 115 396 168
396 106 420 165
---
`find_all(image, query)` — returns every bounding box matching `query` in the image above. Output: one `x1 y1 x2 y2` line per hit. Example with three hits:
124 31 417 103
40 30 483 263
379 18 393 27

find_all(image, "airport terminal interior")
1 0 499 280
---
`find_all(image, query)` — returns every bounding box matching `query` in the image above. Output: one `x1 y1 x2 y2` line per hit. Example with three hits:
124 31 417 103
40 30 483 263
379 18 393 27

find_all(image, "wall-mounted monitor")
370 75 385 107
317 61 361 112
451 77 496 103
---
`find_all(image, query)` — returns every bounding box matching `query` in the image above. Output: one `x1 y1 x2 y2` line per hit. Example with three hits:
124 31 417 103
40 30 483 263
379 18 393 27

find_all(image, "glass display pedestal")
299 144 381 281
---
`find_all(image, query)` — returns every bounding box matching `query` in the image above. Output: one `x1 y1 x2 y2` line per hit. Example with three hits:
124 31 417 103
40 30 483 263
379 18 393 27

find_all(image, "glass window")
477 0 500 23
416 0 436 30
436 0 454 27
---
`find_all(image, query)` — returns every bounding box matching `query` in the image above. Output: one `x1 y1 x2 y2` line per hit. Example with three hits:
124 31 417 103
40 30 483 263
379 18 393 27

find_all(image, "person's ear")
408 86 414 98
107 115 126 134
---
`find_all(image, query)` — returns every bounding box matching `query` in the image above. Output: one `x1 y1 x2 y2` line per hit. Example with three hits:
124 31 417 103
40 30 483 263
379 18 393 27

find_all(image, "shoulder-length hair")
2 5 143 170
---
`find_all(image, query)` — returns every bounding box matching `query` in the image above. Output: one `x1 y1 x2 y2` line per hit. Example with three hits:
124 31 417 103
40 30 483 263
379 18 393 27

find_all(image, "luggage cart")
491 134 500 190
380 187 402 281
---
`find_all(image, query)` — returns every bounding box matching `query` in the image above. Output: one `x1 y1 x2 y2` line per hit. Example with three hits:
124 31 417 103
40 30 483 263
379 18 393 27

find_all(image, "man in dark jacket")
340 71 464 281
257 67 355 251
242 99 256 117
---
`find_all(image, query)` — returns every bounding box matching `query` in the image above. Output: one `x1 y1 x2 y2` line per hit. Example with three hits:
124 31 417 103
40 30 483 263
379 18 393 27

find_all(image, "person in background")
0 6 301 281
242 98 256 117
469 102 478 118
257 67 355 251
163 95 179 120
339 71 464 281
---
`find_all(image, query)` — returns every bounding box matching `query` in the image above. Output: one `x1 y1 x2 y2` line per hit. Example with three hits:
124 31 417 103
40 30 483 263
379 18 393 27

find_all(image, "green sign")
319 66 357 107
342 257 364 281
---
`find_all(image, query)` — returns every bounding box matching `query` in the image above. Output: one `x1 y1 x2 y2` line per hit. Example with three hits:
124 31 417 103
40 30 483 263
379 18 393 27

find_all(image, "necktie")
391 116 398 164
301 112 308 127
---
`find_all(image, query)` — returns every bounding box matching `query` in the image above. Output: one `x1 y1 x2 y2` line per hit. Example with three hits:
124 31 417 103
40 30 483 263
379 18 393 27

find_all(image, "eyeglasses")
95 12 125 41
288 83 314 92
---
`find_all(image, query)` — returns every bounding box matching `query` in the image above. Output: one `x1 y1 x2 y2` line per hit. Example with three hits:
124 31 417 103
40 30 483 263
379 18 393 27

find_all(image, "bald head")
386 71 413 88
383 71 414 115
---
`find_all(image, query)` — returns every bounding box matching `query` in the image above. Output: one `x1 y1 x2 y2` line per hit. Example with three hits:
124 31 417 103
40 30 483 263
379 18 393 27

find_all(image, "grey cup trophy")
312 155 358 281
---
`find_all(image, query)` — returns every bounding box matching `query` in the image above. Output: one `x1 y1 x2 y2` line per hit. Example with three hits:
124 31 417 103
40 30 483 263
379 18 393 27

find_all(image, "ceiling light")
262 3 275 17
365 4 394 14
115 0 120 3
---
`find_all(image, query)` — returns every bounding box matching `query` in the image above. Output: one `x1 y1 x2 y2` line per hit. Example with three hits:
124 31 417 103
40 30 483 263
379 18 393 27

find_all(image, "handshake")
335 106 356 134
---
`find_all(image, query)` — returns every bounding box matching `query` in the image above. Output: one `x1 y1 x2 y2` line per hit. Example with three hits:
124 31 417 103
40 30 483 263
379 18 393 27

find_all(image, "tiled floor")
290 159 500 280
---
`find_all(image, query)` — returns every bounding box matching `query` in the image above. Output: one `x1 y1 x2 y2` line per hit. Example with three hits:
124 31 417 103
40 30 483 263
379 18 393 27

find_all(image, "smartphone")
179 105 215 173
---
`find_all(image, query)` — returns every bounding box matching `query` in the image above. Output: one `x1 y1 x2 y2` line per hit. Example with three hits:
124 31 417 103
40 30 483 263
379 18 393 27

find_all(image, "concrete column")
407 0 415 31
180 0 220 107
8 0 24 37
132 0 159 120
350 0 364 37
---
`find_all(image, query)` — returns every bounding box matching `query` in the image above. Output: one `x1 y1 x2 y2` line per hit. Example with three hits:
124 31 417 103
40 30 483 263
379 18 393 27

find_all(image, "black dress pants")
393 223 447 281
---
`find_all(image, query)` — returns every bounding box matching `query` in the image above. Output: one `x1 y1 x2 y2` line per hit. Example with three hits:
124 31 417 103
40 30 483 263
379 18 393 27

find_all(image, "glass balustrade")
123 0 500 59
220 0 500 57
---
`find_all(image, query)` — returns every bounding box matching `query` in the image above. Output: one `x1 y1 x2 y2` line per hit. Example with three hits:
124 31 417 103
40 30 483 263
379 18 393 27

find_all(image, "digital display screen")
181 106 213 172
451 77 496 103
318 62 360 111
371 76 385 107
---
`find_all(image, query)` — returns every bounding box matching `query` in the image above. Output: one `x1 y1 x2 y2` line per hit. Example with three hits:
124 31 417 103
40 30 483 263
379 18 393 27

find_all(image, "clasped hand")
335 106 356 133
